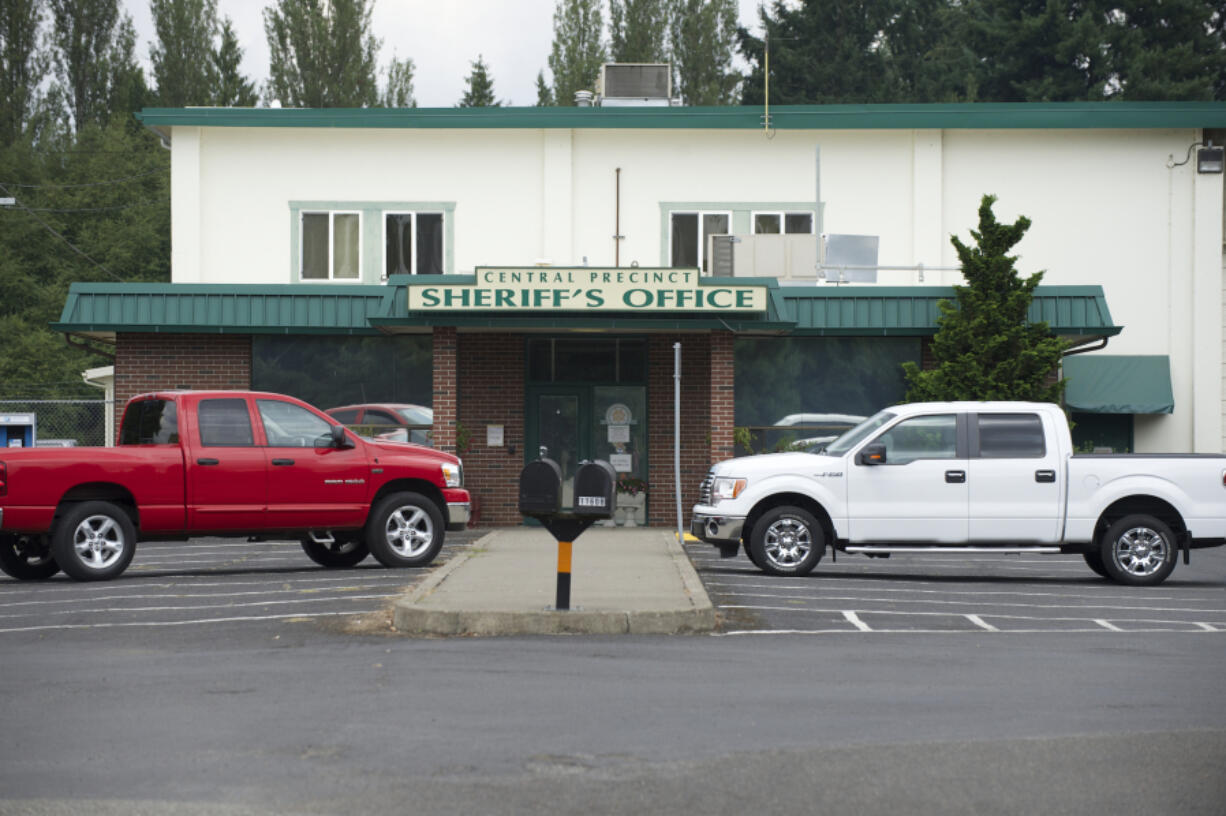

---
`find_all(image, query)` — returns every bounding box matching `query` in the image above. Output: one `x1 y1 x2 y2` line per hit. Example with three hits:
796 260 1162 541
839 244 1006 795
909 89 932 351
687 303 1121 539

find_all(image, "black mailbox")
519 458 563 516
573 460 617 519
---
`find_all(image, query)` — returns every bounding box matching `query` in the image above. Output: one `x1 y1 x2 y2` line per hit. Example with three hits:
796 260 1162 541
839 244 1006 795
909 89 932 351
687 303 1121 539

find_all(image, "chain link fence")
0 400 117 447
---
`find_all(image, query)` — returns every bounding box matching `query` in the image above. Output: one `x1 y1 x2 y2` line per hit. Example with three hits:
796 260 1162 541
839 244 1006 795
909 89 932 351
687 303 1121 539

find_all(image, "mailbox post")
518 458 616 610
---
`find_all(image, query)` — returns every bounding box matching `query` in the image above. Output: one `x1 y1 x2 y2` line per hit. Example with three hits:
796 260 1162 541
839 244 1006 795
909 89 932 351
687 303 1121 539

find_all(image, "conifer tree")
212 17 257 106
669 0 739 105
609 0 668 63
381 54 414 107
1 0 48 144
264 0 379 107
534 69 554 105
546 0 605 105
150 0 219 107
903 195 1067 403
457 55 500 107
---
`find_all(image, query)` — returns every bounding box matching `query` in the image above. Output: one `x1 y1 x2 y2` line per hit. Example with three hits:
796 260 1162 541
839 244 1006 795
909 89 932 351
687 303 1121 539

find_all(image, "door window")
977 414 1046 458
198 399 254 447
873 414 957 465
257 400 333 447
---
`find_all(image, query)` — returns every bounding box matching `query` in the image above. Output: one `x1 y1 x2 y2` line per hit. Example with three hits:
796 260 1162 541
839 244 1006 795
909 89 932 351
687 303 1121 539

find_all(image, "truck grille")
698 471 714 505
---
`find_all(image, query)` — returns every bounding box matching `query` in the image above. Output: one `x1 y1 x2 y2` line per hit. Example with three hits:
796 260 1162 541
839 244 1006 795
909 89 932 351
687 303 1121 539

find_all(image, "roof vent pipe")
574 90 595 107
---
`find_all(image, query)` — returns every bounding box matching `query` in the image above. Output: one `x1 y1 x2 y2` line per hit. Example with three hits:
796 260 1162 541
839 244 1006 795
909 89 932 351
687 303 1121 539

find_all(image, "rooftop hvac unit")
599 64 671 104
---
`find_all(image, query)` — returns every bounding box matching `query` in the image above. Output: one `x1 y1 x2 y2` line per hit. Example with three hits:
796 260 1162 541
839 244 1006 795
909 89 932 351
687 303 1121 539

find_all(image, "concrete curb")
392 530 716 637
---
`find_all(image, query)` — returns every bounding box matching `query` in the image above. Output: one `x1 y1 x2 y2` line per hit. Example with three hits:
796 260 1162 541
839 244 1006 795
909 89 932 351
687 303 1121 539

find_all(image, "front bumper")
446 501 471 530
691 512 745 545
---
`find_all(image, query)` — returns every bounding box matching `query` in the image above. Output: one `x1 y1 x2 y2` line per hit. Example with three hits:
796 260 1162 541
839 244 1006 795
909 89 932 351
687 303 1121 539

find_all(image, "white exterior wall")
169 122 1226 453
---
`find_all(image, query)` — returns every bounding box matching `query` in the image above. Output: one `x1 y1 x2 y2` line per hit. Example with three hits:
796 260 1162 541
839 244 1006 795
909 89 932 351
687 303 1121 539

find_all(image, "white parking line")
842 611 872 631
0 610 371 634
0 584 405 610
0 593 398 621
0 572 416 597
965 614 998 631
1095 619 1124 631
721 604 1226 631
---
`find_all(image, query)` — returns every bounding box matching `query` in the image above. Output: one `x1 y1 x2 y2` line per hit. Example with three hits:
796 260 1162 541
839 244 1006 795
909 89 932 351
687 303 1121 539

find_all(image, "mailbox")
518 458 563 516
573 460 616 519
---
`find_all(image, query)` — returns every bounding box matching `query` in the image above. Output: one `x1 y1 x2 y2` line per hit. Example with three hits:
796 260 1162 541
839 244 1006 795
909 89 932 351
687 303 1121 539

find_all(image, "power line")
0 182 123 283
0 168 166 189
15 199 168 213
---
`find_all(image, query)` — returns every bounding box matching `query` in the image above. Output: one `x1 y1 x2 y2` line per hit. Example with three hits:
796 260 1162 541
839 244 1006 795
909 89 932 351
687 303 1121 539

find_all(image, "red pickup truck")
0 390 470 581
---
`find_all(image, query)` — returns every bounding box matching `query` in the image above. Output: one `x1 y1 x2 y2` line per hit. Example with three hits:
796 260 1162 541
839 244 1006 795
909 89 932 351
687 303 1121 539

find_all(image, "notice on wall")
486 425 504 447
607 424 630 444
609 454 633 472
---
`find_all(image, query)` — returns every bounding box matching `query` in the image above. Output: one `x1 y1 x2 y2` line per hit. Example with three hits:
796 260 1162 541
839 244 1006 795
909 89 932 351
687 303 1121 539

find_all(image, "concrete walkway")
392 527 716 636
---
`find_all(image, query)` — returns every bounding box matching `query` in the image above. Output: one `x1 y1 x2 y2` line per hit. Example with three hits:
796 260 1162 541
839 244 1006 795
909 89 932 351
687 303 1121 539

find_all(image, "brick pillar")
432 327 458 453
709 331 735 465
456 333 525 526
647 334 713 527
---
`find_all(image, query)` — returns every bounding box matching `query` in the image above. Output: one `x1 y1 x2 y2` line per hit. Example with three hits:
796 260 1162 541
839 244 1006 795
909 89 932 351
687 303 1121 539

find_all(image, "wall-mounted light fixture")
1197 144 1224 174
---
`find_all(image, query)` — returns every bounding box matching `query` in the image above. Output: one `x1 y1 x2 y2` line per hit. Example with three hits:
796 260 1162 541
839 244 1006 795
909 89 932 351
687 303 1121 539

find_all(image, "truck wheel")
300 534 369 568
365 491 444 568
1082 551 1109 579
1099 514 1178 587
0 535 60 580
749 506 824 576
51 501 136 581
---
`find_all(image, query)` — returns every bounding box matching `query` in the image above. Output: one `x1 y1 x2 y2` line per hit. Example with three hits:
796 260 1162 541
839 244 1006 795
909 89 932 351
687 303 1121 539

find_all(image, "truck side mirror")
858 443 887 465
330 424 353 449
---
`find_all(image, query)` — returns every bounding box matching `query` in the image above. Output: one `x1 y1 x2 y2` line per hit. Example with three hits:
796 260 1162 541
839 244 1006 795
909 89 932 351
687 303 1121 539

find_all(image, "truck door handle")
945 470 966 483
197 458 219 466
271 458 295 466
1035 470 1056 483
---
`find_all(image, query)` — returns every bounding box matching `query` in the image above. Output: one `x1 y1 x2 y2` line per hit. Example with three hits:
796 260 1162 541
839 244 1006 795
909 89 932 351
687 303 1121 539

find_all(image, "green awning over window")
1063 354 1173 414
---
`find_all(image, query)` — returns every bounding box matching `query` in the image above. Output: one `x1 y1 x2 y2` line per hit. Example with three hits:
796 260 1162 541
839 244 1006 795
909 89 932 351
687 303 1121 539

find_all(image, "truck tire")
300 534 369 568
1082 550 1109 579
365 491 444 568
748 506 824 576
1099 514 1178 587
50 501 137 581
0 534 60 580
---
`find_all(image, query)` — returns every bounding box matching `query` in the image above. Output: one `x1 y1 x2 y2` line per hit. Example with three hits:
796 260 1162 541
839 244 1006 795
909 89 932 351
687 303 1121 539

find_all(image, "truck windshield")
119 399 179 445
821 410 895 456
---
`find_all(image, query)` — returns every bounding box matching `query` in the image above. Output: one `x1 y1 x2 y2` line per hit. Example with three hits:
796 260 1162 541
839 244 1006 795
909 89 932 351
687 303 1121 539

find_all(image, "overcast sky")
123 0 767 108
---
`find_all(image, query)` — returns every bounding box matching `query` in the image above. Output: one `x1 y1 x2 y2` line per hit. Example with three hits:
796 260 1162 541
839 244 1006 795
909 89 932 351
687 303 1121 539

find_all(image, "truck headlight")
441 462 462 488
711 476 747 504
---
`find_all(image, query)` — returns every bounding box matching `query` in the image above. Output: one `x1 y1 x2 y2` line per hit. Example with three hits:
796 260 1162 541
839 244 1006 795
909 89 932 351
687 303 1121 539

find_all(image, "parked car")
774 412 865 452
325 403 433 445
0 390 468 581
34 439 78 447
693 401 1226 585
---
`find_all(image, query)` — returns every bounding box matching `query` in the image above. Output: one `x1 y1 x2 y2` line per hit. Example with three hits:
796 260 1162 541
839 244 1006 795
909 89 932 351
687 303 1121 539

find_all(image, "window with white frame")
752 211 815 235
384 211 445 277
669 211 731 273
301 211 361 280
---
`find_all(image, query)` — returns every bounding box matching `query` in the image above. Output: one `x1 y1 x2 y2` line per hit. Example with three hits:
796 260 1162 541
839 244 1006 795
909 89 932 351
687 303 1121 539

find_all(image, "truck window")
119 399 179 445
873 414 957 464
198 399 255 446
977 414 1045 458
258 399 333 447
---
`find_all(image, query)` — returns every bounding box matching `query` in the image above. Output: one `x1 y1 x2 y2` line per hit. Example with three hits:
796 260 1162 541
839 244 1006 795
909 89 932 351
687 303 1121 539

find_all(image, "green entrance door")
530 388 589 511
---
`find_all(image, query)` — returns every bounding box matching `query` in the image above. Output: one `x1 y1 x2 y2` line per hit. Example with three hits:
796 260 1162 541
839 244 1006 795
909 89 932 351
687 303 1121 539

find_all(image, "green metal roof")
54 281 1120 342
1063 354 1174 414
136 102 1226 133
53 283 395 339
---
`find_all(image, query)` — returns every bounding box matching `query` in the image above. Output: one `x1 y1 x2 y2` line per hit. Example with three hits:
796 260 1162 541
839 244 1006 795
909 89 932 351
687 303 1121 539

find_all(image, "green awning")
1063 354 1173 414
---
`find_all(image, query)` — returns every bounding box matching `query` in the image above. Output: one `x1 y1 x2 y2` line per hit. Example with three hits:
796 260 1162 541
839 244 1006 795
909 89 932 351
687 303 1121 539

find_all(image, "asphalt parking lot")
686 541 1226 635
0 529 486 635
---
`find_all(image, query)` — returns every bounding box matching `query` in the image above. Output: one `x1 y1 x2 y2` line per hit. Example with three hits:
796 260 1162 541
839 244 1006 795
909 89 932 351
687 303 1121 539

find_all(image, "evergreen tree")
1104 0 1226 100
49 0 144 131
380 54 414 107
546 0 605 106
263 0 380 107
960 0 1109 102
1 0 48 145
669 0 739 105
902 195 1067 403
457 55 500 107
212 17 257 106
740 0 897 105
534 69 553 105
149 0 218 107
879 0 978 102
609 0 668 63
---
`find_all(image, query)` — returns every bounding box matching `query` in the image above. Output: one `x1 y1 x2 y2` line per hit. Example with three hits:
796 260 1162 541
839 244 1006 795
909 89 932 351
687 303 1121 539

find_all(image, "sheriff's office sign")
408 267 768 313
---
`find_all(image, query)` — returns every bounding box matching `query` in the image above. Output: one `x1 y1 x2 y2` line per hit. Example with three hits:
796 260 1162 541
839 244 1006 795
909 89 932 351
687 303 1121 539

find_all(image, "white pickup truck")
691 402 1226 586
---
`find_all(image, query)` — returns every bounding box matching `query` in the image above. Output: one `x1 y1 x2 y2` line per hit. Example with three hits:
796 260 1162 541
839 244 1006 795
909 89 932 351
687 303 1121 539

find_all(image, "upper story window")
385 211 445 277
301 211 360 280
669 211 730 273
753 211 814 234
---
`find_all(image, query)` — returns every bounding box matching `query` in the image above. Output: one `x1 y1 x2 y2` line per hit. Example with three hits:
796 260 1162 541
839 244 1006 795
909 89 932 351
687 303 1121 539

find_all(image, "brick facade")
454 332 525 526
431 327 458 452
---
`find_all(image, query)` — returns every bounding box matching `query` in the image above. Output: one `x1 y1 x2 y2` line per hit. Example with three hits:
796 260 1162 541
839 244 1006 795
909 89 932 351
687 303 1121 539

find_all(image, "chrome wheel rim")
1113 526 1169 578
764 517 812 568
73 515 125 571
383 505 434 558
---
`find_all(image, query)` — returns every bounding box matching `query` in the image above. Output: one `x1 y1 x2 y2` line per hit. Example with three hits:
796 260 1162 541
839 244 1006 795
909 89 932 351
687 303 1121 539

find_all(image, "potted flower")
615 474 648 527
